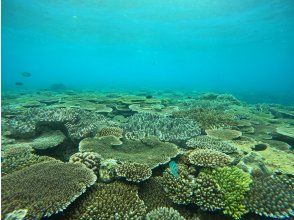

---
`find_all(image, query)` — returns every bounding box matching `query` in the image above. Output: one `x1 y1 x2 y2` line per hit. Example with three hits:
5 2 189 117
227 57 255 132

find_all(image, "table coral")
2 161 97 219
66 181 147 220
122 112 201 142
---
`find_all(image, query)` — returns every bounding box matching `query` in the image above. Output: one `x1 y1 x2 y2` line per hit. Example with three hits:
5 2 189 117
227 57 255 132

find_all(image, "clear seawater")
2 2 294 220
2 0 294 104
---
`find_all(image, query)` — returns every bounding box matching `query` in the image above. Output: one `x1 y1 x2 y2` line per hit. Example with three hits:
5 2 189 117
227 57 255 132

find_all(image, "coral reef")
205 129 242 140
173 108 235 130
79 136 180 169
2 107 114 142
139 177 174 211
4 209 28 220
69 152 102 175
66 181 147 219
1 146 56 175
97 126 123 137
194 172 224 211
31 130 66 150
245 175 294 219
99 158 118 182
204 167 252 219
146 207 186 220
161 165 196 205
2 161 97 219
188 149 232 168
186 136 238 154
116 162 152 183
122 112 201 142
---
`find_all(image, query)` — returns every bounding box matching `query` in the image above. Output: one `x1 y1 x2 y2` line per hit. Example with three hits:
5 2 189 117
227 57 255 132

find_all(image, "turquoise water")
2 0 294 99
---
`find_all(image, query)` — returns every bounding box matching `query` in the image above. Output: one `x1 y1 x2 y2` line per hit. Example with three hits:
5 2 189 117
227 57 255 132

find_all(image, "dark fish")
21 72 31 77
15 82 23 86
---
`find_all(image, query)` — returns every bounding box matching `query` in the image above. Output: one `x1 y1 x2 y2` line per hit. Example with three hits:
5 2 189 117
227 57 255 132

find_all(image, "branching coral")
69 152 102 175
186 136 238 154
203 167 252 219
245 175 294 219
2 161 97 219
161 165 196 205
116 162 152 183
139 177 174 211
188 149 232 168
146 207 186 220
66 181 147 219
122 112 201 142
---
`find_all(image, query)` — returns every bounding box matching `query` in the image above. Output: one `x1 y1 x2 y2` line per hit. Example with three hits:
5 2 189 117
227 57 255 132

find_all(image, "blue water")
2 0 294 102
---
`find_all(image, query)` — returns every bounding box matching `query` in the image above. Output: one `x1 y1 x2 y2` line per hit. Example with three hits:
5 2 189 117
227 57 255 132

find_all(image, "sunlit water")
2 0 294 103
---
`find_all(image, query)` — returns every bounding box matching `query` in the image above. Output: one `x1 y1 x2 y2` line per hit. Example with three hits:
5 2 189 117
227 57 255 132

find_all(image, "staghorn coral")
69 152 102 175
188 149 232 168
203 167 252 219
79 136 180 169
173 108 236 130
66 181 147 220
194 172 224 211
97 126 123 138
2 160 97 219
116 162 152 183
1 146 56 175
122 112 201 142
139 177 174 211
245 175 294 219
186 136 238 154
146 207 186 220
161 164 196 205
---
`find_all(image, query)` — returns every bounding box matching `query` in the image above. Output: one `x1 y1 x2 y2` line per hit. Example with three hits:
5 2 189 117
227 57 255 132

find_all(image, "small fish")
169 160 179 178
21 72 31 77
15 82 23 86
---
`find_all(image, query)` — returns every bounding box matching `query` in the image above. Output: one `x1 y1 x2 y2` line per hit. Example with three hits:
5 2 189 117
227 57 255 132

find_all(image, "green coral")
245 175 294 219
203 167 252 219
188 148 232 168
116 162 152 183
79 136 179 169
66 181 147 219
194 172 224 211
146 207 186 220
2 161 97 219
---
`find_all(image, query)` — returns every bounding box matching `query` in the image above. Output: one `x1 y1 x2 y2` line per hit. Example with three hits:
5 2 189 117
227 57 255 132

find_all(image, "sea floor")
1 89 293 220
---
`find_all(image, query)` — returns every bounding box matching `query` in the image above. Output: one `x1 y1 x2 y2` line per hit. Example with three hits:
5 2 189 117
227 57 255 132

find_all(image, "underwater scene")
1 1 294 220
